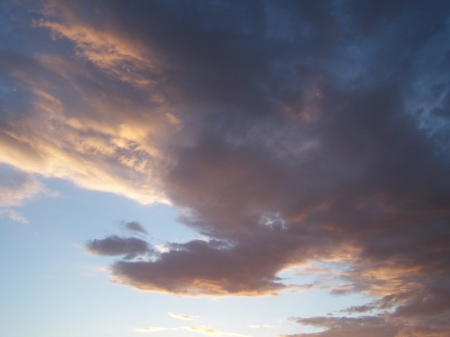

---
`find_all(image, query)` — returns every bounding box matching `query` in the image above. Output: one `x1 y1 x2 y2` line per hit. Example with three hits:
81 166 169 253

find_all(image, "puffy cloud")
85 235 153 260
168 312 199 320
110 237 313 296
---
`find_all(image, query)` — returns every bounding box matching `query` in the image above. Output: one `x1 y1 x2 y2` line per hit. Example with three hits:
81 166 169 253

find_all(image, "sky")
1 1 450 336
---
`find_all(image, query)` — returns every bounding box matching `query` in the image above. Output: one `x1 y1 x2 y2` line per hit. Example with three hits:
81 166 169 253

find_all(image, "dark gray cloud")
112 235 314 296
85 235 153 260
123 221 148 235
2 0 450 335
339 305 376 314
76 0 450 322
285 316 401 337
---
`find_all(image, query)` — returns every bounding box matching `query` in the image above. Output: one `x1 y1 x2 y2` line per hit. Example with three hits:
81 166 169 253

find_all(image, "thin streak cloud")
135 327 177 333
184 326 252 337
168 312 199 320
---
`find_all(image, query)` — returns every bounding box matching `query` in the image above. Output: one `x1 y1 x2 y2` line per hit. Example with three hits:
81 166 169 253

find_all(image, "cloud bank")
2 0 450 335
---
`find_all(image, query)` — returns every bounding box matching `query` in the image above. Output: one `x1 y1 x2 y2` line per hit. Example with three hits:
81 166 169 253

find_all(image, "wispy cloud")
35 18 162 87
168 312 199 320
0 209 28 223
0 164 52 208
184 326 252 337
135 327 176 333
249 324 274 328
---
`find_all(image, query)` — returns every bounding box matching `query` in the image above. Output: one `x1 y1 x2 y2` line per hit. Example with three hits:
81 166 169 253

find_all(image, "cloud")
249 324 273 328
85 235 153 260
0 42 171 205
110 237 312 296
339 305 375 314
183 326 251 337
63 2 450 331
0 164 50 207
2 0 450 335
124 221 148 235
168 312 199 320
284 316 401 337
135 327 176 332
0 209 28 223
0 164 55 223
35 12 163 87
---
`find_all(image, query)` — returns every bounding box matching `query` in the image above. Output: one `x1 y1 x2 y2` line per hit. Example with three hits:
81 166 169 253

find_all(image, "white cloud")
0 164 51 207
0 209 28 223
249 324 274 329
184 326 252 337
168 312 199 320
135 327 176 332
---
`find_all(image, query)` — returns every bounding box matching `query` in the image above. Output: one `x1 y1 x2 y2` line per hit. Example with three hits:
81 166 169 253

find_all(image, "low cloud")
0 209 28 223
85 235 153 260
135 327 176 332
110 237 312 296
284 316 401 337
184 326 251 337
0 164 54 223
124 221 148 235
339 305 375 314
0 164 50 207
168 312 199 320
250 324 273 328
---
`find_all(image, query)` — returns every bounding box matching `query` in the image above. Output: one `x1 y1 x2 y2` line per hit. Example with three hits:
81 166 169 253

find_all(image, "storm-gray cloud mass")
1 0 450 335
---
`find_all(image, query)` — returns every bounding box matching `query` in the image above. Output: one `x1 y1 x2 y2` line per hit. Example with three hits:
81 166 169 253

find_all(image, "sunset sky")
1 1 450 336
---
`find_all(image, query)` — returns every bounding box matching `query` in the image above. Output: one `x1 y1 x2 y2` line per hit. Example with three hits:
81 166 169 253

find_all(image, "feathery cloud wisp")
135 327 176 333
168 312 199 320
184 326 252 337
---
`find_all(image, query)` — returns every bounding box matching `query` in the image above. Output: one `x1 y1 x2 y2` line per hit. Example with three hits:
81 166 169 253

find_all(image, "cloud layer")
2 0 450 336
